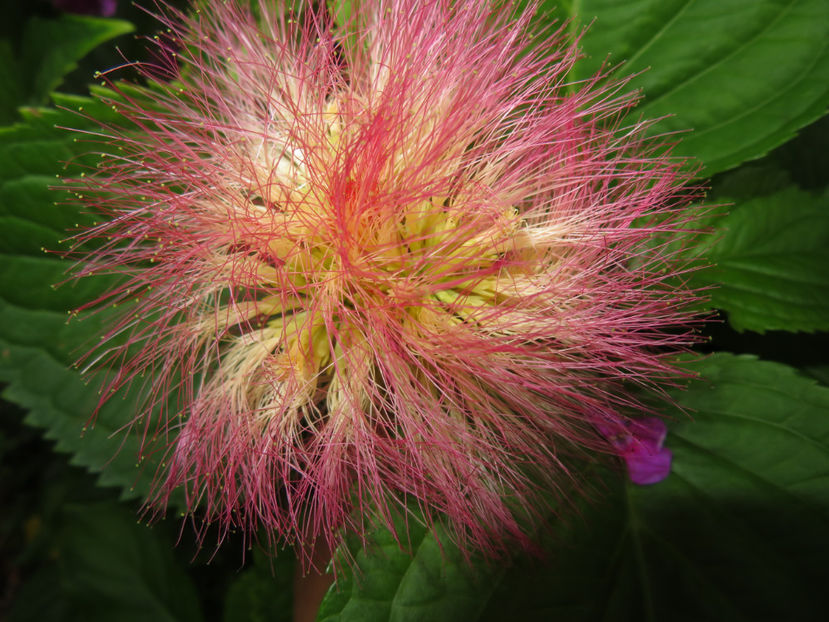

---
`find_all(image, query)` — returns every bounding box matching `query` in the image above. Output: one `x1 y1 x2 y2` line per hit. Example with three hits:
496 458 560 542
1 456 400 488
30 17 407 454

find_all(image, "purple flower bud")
600 417 673 485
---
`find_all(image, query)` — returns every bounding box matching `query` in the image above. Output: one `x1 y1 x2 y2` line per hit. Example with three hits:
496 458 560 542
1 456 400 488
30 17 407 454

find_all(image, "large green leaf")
317 520 500 622
0 102 169 506
479 353 829 621
0 304 157 498
571 0 829 177
691 185 829 332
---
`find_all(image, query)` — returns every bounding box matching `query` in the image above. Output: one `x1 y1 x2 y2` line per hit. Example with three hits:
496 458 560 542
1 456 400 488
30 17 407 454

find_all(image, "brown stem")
292 539 335 622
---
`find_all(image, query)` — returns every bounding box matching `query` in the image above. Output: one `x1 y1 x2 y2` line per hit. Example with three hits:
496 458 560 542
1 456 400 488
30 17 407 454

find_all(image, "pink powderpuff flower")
67 0 703 562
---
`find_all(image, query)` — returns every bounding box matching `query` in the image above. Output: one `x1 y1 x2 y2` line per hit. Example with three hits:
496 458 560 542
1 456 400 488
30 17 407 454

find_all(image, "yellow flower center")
201 96 529 419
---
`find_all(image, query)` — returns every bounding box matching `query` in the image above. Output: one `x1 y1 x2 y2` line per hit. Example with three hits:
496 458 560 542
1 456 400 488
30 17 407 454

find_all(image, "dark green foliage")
0 2 827 621
0 14 132 123
693 182 829 332
573 0 829 177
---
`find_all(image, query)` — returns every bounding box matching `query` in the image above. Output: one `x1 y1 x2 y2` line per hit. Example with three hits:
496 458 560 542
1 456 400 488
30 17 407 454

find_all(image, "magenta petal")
626 447 673 485
596 417 673 485
630 417 668 448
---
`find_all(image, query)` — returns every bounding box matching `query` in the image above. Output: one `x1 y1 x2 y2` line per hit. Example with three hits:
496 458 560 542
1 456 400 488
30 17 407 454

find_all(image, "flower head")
69 0 701 560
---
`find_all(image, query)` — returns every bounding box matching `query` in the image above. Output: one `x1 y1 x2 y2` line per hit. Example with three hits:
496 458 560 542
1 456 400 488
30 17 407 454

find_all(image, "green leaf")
0 102 171 507
671 354 829 515
691 185 829 332
56 501 203 622
317 521 500 622
0 305 155 495
481 353 829 621
0 15 132 124
572 0 829 177
20 15 134 107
